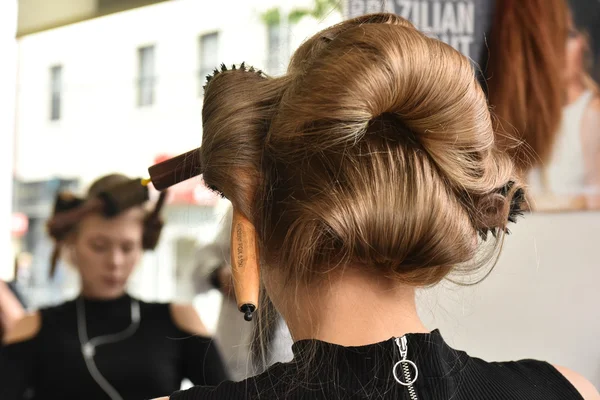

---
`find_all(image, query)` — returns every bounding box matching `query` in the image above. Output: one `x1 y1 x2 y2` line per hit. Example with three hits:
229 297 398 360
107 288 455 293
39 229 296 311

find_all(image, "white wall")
0 0 18 280
419 212 600 388
14 0 340 188
14 0 259 184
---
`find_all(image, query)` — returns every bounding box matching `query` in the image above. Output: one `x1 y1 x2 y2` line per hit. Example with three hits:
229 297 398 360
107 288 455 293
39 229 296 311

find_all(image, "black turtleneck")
0 294 228 400
170 330 582 400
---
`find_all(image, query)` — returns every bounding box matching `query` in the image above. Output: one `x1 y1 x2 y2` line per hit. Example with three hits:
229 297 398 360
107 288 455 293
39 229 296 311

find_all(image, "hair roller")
475 181 526 240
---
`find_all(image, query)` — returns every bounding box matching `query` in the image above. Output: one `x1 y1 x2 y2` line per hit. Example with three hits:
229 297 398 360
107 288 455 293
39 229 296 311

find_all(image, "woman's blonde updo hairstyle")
201 13 524 288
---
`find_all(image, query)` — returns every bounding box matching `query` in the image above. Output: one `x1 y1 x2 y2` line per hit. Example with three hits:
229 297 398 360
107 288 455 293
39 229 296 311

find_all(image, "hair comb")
477 181 526 240
502 181 526 224
149 63 266 190
203 62 265 90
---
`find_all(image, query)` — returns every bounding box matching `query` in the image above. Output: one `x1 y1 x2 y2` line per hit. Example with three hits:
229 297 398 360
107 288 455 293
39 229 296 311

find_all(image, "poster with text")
346 0 495 63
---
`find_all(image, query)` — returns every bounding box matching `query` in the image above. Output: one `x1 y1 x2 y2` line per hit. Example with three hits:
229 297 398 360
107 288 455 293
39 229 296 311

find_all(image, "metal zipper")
393 336 419 400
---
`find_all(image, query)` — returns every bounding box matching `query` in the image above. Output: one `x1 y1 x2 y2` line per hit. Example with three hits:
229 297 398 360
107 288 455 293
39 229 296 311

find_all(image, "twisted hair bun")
201 14 524 286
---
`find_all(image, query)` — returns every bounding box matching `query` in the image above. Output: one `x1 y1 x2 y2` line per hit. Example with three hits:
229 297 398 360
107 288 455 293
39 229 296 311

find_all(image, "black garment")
0 294 228 400
170 330 582 400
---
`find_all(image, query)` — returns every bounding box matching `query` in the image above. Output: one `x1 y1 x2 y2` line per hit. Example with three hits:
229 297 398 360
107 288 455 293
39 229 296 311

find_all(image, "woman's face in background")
565 20 588 83
70 208 144 299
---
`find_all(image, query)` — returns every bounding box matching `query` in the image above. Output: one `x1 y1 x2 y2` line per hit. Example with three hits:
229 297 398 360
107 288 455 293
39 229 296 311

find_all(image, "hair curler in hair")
47 178 150 239
96 178 150 217
47 197 104 241
230 209 260 322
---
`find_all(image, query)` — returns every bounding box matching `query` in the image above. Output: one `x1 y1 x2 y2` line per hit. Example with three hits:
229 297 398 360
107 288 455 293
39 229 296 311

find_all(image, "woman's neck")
279 267 429 346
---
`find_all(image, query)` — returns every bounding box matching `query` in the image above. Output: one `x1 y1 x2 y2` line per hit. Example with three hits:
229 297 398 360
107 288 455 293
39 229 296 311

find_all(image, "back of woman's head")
201 13 523 288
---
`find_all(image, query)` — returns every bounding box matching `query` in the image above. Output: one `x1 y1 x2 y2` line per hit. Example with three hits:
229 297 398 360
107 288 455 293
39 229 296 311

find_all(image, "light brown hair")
202 13 522 291
485 0 569 172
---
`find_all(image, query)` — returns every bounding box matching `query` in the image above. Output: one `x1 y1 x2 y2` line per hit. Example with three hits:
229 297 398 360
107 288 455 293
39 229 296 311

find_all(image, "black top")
170 330 582 400
0 294 228 400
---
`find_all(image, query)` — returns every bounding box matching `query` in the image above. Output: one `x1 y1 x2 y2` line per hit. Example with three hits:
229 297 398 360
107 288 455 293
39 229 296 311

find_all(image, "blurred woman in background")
158 13 597 400
527 10 600 210
486 0 600 211
0 173 228 400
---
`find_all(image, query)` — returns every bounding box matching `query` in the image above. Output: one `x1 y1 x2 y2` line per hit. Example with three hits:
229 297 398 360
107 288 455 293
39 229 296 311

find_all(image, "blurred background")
1 0 344 328
1 0 599 389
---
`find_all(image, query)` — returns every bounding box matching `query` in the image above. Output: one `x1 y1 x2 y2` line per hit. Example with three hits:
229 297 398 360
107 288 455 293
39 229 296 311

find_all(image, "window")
137 45 155 107
199 32 219 93
50 65 62 121
267 24 281 74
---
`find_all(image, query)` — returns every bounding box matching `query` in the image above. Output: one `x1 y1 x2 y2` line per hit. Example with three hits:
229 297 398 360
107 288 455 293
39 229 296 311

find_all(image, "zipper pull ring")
392 336 419 387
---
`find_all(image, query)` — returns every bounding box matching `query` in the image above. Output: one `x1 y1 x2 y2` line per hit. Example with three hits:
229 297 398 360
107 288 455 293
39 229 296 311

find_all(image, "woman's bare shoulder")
553 365 600 400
